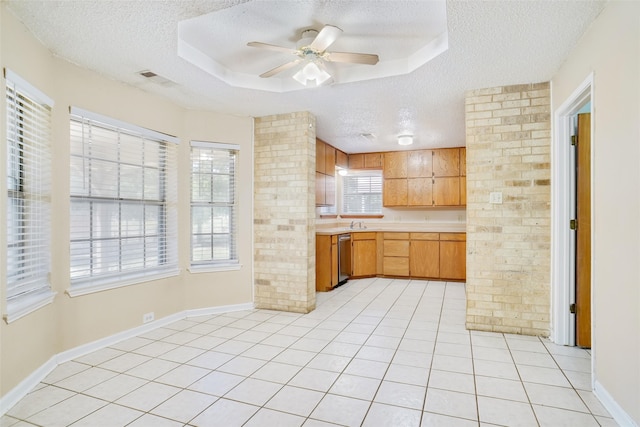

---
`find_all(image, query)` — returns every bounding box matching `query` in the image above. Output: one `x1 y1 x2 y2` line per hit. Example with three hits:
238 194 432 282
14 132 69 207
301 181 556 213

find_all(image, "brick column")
465 82 551 336
253 112 316 313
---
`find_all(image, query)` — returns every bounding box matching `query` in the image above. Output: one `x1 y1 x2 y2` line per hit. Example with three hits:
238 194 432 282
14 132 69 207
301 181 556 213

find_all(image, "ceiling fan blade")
259 59 302 78
247 41 297 55
309 25 342 51
325 51 379 65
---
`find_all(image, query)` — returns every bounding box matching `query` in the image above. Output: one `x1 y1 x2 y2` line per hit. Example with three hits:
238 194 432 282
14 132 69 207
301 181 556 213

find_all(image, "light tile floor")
1 278 618 427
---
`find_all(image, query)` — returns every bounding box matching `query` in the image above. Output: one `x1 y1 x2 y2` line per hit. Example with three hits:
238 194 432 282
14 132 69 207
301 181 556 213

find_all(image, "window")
190 141 239 269
5 70 55 322
69 108 178 295
342 172 382 215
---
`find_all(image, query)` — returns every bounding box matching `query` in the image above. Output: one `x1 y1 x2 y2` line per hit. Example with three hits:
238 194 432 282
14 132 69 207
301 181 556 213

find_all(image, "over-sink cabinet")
383 148 466 207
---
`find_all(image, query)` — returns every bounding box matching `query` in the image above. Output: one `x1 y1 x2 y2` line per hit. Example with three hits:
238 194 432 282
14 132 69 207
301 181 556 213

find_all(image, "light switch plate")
489 192 503 204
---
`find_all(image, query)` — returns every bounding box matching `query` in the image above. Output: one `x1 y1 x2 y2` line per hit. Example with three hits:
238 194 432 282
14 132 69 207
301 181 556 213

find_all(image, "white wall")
552 2 640 424
0 4 254 398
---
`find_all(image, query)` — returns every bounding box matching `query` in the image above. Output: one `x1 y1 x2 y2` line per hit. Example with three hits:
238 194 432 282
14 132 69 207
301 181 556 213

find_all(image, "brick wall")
465 82 551 336
253 112 316 313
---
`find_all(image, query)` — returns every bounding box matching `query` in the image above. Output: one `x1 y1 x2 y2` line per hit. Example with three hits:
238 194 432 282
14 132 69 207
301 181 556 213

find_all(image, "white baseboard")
0 302 254 416
594 380 638 427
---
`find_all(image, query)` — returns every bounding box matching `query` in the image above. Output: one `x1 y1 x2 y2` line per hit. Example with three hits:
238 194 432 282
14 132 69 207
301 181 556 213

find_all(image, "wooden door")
576 113 591 348
383 179 408 206
331 236 338 287
407 150 432 177
408 178 433 206
440 241 466 280
433 177 460 206
383 152 408 178
316 139 326 174
433 148 460 177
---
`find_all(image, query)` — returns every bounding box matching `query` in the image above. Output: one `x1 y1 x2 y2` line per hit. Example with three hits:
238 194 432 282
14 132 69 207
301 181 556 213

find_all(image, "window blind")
190 141 239 266
343 173 382 214
6 74 53 306
69 110 178 292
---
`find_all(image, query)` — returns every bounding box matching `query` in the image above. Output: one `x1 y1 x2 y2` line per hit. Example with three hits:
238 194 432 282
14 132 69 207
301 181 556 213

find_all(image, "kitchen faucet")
350 221 366 230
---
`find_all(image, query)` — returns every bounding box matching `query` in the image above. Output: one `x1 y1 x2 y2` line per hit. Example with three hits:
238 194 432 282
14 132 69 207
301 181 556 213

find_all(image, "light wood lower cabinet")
439 233 466 280
383 233 410 277
352 232 377 277
409 233 440 278
316 235 338 292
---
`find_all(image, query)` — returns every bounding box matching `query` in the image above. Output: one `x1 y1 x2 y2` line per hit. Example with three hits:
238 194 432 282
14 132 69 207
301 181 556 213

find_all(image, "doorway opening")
551 74 594 349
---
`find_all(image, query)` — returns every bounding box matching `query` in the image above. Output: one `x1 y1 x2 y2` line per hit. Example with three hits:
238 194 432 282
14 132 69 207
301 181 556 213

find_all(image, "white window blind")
190 141 239 267
343 172 382 214
5 71 53 318
69 109 178 294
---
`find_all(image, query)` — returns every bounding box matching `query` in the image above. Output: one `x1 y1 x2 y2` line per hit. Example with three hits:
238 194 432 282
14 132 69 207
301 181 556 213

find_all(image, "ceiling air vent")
137 70 175 86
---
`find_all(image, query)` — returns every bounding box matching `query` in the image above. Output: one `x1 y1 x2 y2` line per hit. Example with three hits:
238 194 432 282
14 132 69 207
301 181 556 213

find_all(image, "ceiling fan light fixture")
293 62 331 86
398 135 414 146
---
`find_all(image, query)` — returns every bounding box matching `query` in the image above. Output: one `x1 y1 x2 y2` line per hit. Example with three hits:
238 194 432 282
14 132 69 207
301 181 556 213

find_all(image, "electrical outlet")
143 312 155 323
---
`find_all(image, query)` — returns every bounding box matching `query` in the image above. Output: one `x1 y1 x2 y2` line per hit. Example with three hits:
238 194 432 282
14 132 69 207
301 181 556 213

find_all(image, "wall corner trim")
0 301 255 417
594 380 638 427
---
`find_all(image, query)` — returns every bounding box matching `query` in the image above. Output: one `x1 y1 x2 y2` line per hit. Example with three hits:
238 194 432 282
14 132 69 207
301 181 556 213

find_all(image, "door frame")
551 73 594 348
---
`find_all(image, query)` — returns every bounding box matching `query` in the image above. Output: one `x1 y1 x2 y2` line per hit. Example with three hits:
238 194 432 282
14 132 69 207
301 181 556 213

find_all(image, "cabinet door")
410 240 440 278
325 145 336 174
433 148 460 177
383 152 408 178
460 147 466 176
383 179 408 206
408 150 433 178
433 177 460 206
316 235 332 291
459 176 466 206
352 239 377 277
365 153 383 169
439 240 466 280
316 139 326 174
408 177 433 206
336 150 349 168
383 256 410 276
315 172 326 205
324 174 336 206
348 153 365 169
331 236 338 287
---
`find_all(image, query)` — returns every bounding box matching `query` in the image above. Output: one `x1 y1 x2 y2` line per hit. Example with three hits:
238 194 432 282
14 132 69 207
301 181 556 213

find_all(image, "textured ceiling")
6 0 607 153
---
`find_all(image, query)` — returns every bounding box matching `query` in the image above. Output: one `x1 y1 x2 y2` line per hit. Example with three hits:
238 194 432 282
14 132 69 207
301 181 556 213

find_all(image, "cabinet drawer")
383 232 410 240
383 240 409 257
383 256 409 276
410 232 439 241
440 233 466 242
352 232 377 240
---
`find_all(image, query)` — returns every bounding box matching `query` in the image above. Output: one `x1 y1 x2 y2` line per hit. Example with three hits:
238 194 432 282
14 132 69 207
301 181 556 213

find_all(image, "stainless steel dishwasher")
337 234 351 286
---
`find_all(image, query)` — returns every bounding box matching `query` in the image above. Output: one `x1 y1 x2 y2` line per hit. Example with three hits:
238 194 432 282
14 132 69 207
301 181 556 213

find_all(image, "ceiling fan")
247 25 379 86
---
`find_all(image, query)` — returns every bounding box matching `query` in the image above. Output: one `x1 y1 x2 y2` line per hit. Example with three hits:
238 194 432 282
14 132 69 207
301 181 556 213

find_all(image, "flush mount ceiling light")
398 135 414 146
293 61 332 86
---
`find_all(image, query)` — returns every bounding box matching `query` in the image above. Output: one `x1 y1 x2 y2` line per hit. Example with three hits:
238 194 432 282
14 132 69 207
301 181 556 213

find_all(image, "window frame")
4 69 56 323
341 170 383 216
68 107 179 297
189 141 240 272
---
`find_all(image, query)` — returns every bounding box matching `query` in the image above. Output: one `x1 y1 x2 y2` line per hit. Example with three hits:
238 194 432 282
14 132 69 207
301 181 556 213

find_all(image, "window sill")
340 214 384 219
188 263 242 274
66 268 181 297
4 290 57 324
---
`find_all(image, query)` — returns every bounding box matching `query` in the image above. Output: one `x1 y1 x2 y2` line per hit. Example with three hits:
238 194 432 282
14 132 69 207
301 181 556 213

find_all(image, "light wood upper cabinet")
383 151 408 178
460 147 466 176
316 139 326 174
336 150 349 168
408 150 433 178
325 144 336 174
460 175 466 206
348 152 383 170
433 177 460 206
433 148 460 177
364 153 383 169
408 178 432 206
383 179 408 206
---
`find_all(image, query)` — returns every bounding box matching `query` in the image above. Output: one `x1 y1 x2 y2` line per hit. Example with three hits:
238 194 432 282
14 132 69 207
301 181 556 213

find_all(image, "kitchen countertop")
316 223 466 235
